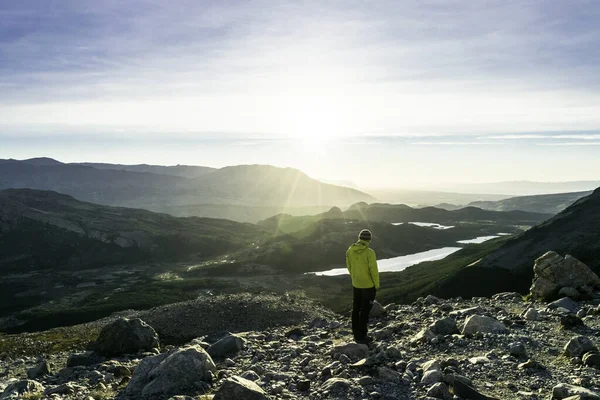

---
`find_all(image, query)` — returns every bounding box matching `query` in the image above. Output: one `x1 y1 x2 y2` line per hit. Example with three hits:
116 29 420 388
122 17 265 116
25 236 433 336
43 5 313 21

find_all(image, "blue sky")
1 1 599 187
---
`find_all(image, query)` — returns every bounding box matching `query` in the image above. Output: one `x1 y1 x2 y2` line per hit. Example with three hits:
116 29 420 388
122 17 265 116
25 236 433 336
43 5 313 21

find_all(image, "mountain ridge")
0 158 376 211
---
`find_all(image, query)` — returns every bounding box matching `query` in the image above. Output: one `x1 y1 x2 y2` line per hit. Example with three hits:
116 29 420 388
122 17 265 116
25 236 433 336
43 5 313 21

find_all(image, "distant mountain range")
0 158 375 216
443 180 600 196
467 190 592 215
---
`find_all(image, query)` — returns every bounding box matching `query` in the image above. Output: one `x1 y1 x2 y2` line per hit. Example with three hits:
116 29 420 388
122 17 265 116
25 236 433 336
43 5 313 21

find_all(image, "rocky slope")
1 287 600 400
478 187 600 275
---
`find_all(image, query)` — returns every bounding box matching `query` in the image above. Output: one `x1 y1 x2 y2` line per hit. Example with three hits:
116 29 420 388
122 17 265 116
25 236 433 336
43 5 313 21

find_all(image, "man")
346 229 380 344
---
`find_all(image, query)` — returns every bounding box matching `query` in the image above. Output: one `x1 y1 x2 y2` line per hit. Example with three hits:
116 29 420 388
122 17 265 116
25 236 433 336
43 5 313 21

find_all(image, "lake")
313 246 462 276
312 228 509 276
392 222 455 229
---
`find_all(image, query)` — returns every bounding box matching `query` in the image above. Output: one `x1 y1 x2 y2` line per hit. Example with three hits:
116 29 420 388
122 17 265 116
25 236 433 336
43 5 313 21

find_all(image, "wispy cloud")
0 1 599 135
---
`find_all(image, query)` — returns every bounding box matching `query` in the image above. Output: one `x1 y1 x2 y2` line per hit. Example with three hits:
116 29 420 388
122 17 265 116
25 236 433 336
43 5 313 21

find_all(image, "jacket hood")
349 239 370 253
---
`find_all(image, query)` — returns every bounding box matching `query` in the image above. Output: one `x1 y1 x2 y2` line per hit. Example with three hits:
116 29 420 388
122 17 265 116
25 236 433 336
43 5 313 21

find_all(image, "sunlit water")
392 222 455 229
312 247 462 276
456 235 500 244
312 229 510 276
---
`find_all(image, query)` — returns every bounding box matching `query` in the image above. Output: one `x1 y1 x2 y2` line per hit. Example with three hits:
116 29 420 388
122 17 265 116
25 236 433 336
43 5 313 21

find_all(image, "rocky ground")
1 290 600 400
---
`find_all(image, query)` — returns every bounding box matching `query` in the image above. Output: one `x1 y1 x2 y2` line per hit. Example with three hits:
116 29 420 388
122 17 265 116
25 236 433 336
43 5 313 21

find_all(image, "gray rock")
564 336 598 358
449 306 483 317
332 343 369 359
452 378 499 400
207 334 245 358
358 376 375 386
427 382 452 399
492 292 522 301
559 287 581 299
213 376 268 400
321 377 351 392
27 360 51 379
461 315 508 336
548 297 581 313
0 380 44 400
421 359 441 373
370 300 386 317
421 370 443 385
582 352 600 368
411 328 436 344
378 367 402 383
523 308 540 321
297 380 311 391
429 317 458 335
509 342 527 358
530 252 600 300
551 383 600 399
94 318 160 357
561 314 584 329
125 345 216 398
425 295 441 305
45 382 79 395
241 370 260 381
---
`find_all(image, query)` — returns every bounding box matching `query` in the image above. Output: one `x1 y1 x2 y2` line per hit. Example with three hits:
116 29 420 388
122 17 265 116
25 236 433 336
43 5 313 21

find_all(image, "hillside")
0 158 375 213
0 189 531 332
468 190 592 215
258 203 551 236
476 187 600 277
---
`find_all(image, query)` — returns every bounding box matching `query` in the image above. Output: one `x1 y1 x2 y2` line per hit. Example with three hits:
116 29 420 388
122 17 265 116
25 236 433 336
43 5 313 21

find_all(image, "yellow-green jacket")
346 240 380 289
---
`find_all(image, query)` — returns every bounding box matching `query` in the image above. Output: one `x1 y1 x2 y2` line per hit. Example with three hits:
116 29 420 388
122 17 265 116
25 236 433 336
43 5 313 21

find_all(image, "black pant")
352 286 376 342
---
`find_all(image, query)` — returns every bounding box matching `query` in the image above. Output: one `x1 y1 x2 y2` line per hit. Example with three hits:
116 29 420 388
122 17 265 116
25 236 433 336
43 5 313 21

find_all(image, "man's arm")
346 251 352 274
369 250 380 289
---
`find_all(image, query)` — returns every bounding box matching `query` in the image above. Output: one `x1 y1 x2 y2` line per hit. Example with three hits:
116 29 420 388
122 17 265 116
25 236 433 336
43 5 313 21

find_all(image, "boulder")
0 380 44 400
332 343 369 359
530 252 600 300
27 361 51 379
425 295 441 305
94 318 160 357
564 336 598 358
125 345 216 398
370 300 386 317
509 342 527 358
461 315 508 336
559 287 581 299
207 334 245 358
427 382 452 400
321 377 352 392
421 370 443 385
523 308 540 321
429 317 458 335
411 328 436 344
583 352 600 368
213 376 268 400
548 297 581 313
560 314 584 329
451 379 499 400
551 383 600 399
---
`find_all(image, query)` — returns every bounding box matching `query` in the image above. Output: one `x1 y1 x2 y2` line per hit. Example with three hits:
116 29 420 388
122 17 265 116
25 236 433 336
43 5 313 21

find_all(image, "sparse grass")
21 393 43 400
89 388 117 400
0 324 100 357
